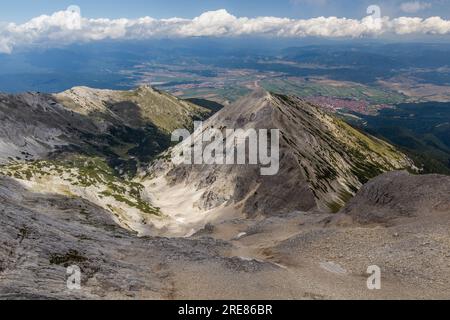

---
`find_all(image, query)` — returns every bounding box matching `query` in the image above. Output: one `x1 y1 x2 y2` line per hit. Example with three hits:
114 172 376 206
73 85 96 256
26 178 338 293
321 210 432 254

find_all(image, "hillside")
355 102 450 175
0 85 209 166
144 90 414 236
337 171 450 224
0 86 210 235
1 169 449 299
1 87 449 299
54 85 209 133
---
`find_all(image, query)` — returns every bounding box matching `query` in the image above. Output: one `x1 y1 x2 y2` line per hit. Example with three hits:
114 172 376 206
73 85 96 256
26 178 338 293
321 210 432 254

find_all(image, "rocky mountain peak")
143 91 415 235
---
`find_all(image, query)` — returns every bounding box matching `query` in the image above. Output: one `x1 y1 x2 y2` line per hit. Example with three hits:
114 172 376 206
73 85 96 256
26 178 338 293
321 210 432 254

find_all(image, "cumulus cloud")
1 6 450 53
400 1 432 13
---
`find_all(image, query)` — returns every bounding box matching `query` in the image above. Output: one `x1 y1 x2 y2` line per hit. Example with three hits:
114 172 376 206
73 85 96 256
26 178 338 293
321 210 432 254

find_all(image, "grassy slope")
0 156 160 217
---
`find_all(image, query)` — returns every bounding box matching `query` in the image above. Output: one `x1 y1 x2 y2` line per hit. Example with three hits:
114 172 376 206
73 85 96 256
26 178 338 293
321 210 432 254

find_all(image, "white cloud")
1 7 450 53
400 1 432 13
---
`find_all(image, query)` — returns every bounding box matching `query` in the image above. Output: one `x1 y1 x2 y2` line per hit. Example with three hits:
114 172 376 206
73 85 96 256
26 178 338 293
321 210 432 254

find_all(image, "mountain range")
0 86 448 299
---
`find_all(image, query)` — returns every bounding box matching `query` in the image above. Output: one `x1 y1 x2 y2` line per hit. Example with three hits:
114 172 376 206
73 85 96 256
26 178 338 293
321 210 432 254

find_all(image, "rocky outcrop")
339 171 450 224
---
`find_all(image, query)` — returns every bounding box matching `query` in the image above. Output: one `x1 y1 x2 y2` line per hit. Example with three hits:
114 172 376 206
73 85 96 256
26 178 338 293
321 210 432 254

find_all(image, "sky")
1 0 449 22
1 0 450 53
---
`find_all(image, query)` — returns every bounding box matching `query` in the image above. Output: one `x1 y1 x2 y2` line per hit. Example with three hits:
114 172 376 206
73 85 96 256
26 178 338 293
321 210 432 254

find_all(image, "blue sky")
1 0 449 54
1 0 449 22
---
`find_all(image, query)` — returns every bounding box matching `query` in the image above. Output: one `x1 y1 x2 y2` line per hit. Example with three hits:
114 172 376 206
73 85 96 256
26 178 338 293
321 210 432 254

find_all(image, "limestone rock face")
146 90 414 220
